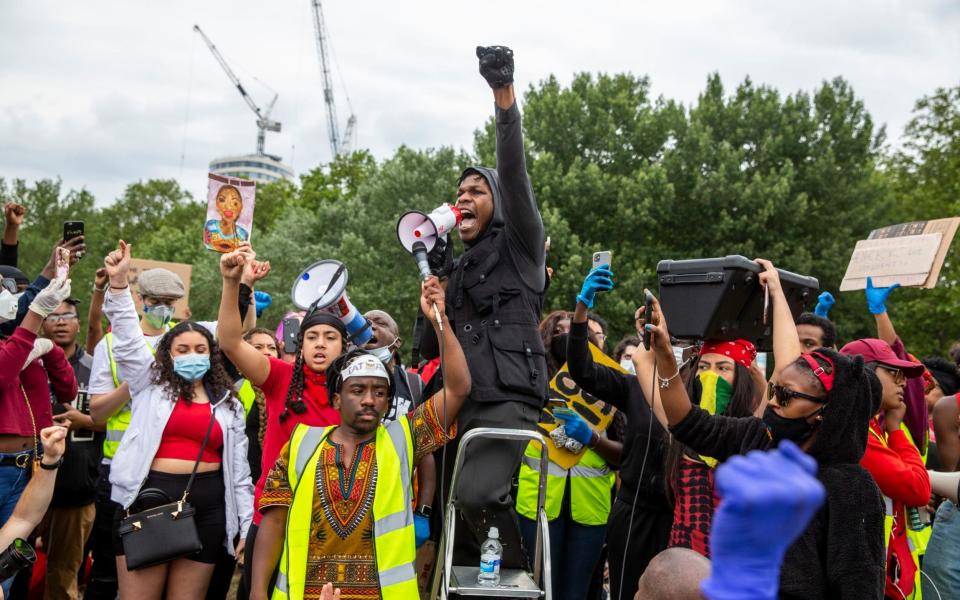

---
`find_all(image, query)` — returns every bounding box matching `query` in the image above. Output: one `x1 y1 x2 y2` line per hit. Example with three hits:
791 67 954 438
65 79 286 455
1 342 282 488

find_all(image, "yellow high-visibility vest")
102 324 173 460
870 426 923 599
272 419 419 600
516 440 614 526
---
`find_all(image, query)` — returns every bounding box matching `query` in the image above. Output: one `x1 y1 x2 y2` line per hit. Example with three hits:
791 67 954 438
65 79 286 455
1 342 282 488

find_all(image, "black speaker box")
656 255 819 351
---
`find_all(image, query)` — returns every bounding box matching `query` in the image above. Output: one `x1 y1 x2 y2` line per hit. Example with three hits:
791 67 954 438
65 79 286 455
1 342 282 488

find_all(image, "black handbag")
118 399 219 570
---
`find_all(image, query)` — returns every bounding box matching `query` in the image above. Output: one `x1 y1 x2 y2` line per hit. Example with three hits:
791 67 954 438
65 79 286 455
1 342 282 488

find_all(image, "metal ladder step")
449 566 543 598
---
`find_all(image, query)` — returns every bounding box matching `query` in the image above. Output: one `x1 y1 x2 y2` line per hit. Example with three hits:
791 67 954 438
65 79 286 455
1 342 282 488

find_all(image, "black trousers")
84 463 120 600
442 400 540 570
605 499 672 600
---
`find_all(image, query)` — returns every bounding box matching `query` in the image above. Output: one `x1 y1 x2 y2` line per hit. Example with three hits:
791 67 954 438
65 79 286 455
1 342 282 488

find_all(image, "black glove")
476 45 514 89
427 235 454 280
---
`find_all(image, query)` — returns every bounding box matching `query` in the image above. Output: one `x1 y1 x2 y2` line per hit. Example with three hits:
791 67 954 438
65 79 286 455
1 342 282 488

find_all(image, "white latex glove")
22 338 53 371
29 278 72 319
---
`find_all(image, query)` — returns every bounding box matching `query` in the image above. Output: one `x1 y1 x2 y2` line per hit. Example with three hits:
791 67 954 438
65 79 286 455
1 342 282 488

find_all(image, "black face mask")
762 404 824 444
550 334 569 366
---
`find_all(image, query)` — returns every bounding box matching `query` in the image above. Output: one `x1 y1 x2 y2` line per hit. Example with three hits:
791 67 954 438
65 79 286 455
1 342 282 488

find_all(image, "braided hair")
278 313 348 423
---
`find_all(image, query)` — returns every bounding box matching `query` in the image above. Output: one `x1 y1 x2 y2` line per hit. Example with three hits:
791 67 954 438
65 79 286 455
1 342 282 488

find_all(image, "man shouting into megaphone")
420 45 547 570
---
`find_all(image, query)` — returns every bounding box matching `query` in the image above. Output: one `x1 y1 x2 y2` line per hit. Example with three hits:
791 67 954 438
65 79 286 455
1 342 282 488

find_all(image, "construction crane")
193 24 282 159
310 0 356 157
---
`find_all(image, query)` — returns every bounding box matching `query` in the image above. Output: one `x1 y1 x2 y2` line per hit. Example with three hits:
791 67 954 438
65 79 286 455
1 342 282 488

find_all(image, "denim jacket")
104 289 253 554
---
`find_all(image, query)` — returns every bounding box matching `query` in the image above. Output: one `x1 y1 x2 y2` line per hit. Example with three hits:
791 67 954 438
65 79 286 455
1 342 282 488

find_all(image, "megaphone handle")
432 303 444 333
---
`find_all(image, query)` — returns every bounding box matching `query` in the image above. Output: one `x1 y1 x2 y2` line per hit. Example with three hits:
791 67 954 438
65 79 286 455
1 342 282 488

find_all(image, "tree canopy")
4 74 958 359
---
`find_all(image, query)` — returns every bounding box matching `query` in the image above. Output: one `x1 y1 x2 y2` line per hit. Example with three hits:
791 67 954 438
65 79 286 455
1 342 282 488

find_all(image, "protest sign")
204 173 255 253
840 217 960 291
532 343 620 470
127 258 193 320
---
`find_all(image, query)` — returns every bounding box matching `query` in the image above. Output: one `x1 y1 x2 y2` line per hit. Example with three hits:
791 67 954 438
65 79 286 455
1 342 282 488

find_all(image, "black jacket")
423 102 547 408
670 349 885 599
566 321 671 513
51 346 103 507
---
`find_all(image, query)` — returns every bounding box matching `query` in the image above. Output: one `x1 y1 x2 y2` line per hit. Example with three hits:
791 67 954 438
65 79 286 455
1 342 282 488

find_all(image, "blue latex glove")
414 513 430 548
701 441 826 600
554 412 594 446
865 276 900 315
254 290 273 318
813 291 835 319
576 265 614 309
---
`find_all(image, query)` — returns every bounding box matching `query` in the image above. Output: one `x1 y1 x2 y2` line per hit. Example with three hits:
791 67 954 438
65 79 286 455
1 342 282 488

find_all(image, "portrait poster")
204 173 256 253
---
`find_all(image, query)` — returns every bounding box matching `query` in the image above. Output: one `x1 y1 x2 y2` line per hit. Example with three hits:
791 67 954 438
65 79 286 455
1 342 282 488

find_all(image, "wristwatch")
39 456 63 470
415 505 432 518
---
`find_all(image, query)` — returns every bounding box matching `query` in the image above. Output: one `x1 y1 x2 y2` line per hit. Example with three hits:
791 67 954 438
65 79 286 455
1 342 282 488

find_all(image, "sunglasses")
877 366 906 384
768 383 827 408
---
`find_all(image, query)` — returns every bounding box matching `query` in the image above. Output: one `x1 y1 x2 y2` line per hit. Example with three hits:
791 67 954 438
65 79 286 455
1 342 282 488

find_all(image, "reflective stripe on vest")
102 325 172 460
272 419 419 600
516 441 614 526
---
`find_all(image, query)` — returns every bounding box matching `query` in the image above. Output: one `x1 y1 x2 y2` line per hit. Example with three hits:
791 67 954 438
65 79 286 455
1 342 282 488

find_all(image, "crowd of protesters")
1 46 958 600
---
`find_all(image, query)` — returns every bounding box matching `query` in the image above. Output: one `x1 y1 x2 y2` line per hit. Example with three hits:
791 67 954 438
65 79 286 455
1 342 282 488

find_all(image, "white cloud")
1 0 957 204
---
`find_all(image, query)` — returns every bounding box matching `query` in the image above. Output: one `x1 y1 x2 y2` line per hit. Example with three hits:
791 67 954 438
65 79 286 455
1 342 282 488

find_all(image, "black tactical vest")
447 227 548 407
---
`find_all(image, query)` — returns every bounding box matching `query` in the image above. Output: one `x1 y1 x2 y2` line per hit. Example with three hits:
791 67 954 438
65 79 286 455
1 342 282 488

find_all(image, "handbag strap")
179 385 224 502
20 384 40 468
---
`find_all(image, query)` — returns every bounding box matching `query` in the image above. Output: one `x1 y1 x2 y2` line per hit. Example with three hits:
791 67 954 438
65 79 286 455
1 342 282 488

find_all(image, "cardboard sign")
127 258 193 320
532 343 620 470
840 218 960 291
204 173 255 253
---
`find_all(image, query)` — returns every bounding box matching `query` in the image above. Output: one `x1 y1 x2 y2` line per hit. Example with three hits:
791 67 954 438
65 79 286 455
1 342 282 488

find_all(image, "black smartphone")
63 220 84 242
642 290 655 351
282 318 301 354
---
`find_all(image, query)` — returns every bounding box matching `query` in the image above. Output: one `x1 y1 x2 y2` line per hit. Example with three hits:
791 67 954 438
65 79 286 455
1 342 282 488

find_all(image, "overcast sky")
2 0 958 205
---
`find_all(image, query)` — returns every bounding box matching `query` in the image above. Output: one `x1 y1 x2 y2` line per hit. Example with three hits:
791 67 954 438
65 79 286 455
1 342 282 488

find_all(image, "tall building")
209 153 295 184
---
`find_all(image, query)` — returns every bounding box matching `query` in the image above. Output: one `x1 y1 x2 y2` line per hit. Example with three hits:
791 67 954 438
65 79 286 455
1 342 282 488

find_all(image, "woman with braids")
215 243 347 594
100 241 254 598
638 259 885 599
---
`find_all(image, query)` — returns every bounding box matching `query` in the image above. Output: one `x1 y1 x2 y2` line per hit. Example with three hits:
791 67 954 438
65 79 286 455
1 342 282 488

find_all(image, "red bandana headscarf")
699 339 757 369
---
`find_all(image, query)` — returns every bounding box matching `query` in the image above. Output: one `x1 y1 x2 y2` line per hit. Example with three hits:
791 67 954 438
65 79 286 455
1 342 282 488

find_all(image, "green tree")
881 85 960 356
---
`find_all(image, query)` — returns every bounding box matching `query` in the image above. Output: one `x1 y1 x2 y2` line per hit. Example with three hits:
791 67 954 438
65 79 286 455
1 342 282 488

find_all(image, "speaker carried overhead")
397 203 462 254
290 259 373 346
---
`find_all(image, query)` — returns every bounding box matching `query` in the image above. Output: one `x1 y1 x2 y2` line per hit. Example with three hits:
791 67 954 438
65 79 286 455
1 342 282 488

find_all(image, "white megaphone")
290 259 373 346
396 203 462 253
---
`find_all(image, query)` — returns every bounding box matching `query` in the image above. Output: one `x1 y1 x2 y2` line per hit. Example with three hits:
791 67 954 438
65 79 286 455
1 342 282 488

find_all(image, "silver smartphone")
592 250 612 270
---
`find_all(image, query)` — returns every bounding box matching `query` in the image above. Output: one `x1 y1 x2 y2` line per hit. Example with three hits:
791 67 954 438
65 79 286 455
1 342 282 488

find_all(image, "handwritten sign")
532 343 620 470
127 258 193 320
840 217 960 291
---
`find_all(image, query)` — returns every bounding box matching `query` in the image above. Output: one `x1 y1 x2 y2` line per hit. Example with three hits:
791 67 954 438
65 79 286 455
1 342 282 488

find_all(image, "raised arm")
86 268 107 354
422 276 470 425
102 241 155 397
477 46 545 278
755 259 803 379
0 426 66 549
217 245 271 386
866 277 899 345
1 202 24 266
642 292 693 427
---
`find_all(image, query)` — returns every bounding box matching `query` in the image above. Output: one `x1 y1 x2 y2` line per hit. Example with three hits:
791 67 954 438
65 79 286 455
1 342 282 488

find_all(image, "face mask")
173 353 210 382
762 404 823 444
0 290 23 323
143 303 175 329
619 358 636 375
550 334 568 366
369 339 398 365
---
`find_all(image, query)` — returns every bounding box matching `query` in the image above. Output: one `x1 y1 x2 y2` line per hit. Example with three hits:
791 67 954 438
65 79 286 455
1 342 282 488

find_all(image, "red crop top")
154 398 224 463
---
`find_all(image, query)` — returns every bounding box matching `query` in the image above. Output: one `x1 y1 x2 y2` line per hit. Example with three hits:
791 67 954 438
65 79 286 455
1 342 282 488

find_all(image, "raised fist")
476 45 514 89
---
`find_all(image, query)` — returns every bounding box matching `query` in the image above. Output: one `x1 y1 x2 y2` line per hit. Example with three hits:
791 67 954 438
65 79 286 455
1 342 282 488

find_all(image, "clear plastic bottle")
477 526 503 586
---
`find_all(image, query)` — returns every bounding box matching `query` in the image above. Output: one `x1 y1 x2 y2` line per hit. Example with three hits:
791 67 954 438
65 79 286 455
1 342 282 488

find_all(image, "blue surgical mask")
143 303 175 329
173 353 210 382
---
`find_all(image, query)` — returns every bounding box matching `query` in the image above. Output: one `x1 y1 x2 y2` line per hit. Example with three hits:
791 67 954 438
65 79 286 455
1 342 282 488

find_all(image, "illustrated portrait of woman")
204 183 250 252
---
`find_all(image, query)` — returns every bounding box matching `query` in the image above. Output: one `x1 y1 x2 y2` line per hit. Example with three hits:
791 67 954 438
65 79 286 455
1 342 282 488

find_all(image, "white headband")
341 355 390 383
